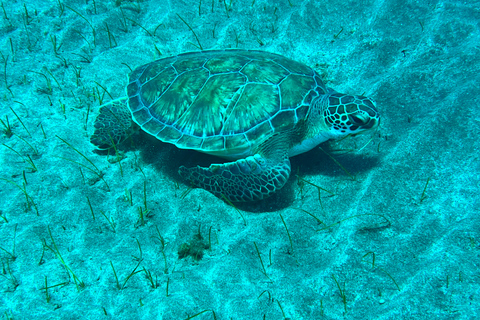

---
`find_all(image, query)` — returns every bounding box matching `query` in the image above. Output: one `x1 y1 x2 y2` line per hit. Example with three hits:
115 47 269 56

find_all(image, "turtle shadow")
132 135 380 213
291 144 381 178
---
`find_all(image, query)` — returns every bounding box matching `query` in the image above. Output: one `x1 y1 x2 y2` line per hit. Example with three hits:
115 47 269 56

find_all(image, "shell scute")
175 134 204 149
141 118 165 136
244 120 274 143
205 54 250 73
132 107 152 126
279 74 317 109
242 59 289 84
127 93 142 112
225 134 249 151
173 55 209 73
149 69 209 123
272 55 313 75
202 136 226 150
222 83 278 134
138 62 173 85
156 125 182 143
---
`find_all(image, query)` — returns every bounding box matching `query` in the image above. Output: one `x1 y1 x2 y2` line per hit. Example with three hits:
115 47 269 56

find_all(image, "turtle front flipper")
90 97 133 150
179 154 291 202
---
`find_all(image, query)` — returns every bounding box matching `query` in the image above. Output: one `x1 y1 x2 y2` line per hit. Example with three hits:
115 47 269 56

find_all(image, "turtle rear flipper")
179 154 291 202
90 98 133 150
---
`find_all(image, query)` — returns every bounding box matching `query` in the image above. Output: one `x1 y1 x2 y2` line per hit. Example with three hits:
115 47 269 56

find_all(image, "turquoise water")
0 0 479 319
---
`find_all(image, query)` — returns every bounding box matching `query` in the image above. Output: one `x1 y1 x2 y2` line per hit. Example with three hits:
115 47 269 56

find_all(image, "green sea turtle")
91 49 379 202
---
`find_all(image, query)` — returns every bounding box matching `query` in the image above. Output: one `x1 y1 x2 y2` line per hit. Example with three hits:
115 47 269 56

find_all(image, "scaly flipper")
179 154 291 202
90 98 133 149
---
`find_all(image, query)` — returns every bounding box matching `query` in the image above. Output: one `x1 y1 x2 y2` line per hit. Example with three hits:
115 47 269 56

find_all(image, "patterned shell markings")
126 50 326 156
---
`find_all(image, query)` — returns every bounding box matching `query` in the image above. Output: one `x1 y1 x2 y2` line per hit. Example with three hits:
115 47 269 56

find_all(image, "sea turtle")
91 49 379 202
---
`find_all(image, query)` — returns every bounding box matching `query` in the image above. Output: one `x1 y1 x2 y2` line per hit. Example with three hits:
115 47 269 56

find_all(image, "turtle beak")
349 112 379 130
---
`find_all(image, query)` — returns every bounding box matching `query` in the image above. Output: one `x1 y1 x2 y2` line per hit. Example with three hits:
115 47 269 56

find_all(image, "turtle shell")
126 50 327 158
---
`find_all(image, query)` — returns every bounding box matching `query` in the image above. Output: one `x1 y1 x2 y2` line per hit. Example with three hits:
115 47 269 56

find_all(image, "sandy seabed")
0 0 479 319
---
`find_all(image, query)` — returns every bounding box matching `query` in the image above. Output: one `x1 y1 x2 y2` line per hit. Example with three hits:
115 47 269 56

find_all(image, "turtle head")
323 92 380 137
